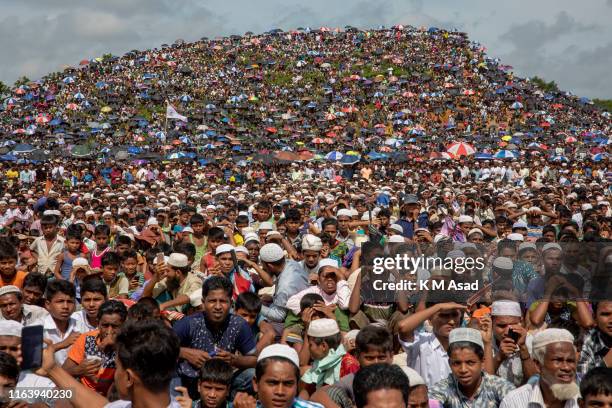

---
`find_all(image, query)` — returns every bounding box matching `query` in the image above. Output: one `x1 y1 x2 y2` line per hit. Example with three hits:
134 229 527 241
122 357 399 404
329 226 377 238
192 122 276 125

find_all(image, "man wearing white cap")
299 234 323 280
430 328 515 406
501 328 579 408
233 344 323 408
0 285 49 326
258 244 309 330
490 300 537 386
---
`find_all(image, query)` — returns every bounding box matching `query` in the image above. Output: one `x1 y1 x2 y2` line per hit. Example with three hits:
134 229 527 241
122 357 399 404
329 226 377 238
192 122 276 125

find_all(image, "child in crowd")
187 214 208 268
100 252 128 299
193 359 234 408
43 279 79 365
119 250 144 299
72 277 108 333
115 235 146 276
200 227 226 274
235 292 276 353
30 214 64 276
55 229 84 281
90 225 111 270
0 239 27 288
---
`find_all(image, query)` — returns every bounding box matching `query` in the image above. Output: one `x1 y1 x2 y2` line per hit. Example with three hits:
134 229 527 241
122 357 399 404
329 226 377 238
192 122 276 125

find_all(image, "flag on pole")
166 103 187 122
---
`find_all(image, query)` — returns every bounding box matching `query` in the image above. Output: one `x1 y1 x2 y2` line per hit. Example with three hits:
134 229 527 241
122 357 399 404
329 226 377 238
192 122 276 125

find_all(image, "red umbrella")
79 59 90 66
446 142 475 157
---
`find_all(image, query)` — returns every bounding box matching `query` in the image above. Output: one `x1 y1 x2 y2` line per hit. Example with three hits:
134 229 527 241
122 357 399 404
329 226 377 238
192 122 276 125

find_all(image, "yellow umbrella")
101 106 112 113
346 150 360 156
501 135 512 142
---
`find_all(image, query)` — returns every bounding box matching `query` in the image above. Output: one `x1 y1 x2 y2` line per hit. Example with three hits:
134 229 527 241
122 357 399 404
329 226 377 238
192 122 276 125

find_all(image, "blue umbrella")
475 153 493 160
592 153 607 162
49 118 62 126
510 101 523 109
325 151 343 161
73 92 85 100
62 76 75 84
341 154 360 165
493 150 518 159
95 81 108 89
127 146 142 155
179 94 192 103
232 145 242 151
550 155 569 162
13 143 35 154
0 154 17 162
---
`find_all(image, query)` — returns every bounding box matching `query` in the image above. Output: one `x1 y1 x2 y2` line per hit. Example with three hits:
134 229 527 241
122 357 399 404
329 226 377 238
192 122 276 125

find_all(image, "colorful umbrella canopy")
446 142 475 157
493 150 519 159
325 151 343 161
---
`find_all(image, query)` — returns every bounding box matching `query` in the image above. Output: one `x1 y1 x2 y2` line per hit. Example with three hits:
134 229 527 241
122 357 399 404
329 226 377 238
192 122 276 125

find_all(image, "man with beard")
0 285 48 326
501 328 579 407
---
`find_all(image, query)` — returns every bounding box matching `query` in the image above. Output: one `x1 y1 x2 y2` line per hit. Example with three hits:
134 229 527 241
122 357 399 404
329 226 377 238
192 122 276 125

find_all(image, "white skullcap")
542 243 562 253
0 320 23 337
402 366 426 387
582 204 593 211
302 234 322 251
336 209 352 218
446 250 465 259
258 344 300 368
189 288 203 307
389 224 404 234
72 257 89 268
307 318 340 338
493 257 513 271
215 244 235 256
182 226 193 233
44 210 62 216
507 233 524 242
266 231 282 238
434 233 450 243
0 285 21 298
458 215 473 224
235 246 249 255
449 328 484 349
518 242 537 253
512 220 528 229
532 328 574 350
467 228 483 237
491 300 522 317
147 217 158 226
102 211 112 217
318 258 338 269
388 235 405 243
259 243 285 262
244 233 260 244
85 210 95 216
345 330 360 342
167 253 189 268
206 205 216 210
258 222 274 231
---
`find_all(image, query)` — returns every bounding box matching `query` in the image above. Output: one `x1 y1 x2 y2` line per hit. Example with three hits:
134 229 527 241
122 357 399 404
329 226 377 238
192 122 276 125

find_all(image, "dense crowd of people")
0 25 610 408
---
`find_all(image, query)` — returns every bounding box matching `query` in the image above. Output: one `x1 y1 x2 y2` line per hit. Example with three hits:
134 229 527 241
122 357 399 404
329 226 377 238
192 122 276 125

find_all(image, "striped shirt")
256 399 323 408
429 372 515 407
500 382 579 408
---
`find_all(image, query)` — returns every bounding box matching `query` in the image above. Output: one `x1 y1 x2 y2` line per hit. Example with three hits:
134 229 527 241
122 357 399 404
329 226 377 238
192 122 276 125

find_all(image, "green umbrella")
71 144 93 158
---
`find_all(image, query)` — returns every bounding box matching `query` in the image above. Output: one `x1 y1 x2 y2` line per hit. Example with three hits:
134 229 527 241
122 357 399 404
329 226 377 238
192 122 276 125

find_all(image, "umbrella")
101 106 112 113
446 142 475 157
73 92 85 100
493 150 519 159
474 153 493 160
274 151 299 161
0 154 17 162
565 136 577 143
71 145 92 158
66 103 79 110
62 76 75 84
341 154 360 165
325 151 343 161
550 155 569 162
13 143 35 154
510 102 523 109
179 95 192 103
592 153 607 162
35 114 51 124
430 152 452 160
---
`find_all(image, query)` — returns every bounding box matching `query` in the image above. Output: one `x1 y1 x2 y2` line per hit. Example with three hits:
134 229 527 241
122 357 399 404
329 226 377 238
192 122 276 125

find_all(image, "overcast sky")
1 0 611 98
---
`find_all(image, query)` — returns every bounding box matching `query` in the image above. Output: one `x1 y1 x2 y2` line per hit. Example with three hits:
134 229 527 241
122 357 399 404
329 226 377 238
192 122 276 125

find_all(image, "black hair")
174 242 196 260
321 217 338 229
255 356 299 382
115 320 180 392
80 277 108 298
235 215 249 225
0 239 18 260
497 239 517 253
45 279 76 301
356 325 393 355
207 226 225 241
542 225 557 237
135 213 148 221
310 333 342 351
202 275 233 300
116 235 133 247
23 272 47 293
97 299 128 321
121 249 138 262
199 358 234 386
353 364 410 408
300 293 324 312
101 251 121 267
448 341 484 360
235 292 262 314
65 229 83 241
94 224 111 236
0 351 20 382
40 214 58 226
285 208 301 222
190 214 205 224
128 297 161 321
256 200 272 210
580 367 612 399
377 208 391 218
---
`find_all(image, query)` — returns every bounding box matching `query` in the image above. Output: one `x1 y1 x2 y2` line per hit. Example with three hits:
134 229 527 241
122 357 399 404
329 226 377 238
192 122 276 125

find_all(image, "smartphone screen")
21 325 43 370
156 252 165 264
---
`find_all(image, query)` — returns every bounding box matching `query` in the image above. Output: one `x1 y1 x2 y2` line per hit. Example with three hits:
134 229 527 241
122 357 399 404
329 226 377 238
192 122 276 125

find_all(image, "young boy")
187 214 208 267
193 359 234 408
0 239 27 288
579 367 612 408
200 227 226 274
72 278 108 333
235 292 276 353
119 250 144 299
30 214 65 276
55 229 85 281
89 224 111 270
43 279 80 365
100 252 128 299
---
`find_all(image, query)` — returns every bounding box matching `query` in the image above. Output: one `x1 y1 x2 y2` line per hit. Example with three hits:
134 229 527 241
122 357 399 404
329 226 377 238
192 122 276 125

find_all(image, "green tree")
531 76 559 93
0 81 10 97
13 76 31 87
593 99 612 112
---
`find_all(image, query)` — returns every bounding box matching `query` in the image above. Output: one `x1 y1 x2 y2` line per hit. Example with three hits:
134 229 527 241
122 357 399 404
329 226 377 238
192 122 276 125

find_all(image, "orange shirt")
0 270 27 288
67 330 116 395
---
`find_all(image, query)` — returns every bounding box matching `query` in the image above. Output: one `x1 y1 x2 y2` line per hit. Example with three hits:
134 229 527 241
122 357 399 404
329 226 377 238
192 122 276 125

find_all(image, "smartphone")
156 252 165 264
21 325 43 370
507 328 520 343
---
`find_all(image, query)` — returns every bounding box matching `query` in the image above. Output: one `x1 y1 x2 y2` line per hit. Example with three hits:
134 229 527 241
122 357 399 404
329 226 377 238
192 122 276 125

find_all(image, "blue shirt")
397 212 429 239
260 260 309 323
256 399 322 408
174 313 257 378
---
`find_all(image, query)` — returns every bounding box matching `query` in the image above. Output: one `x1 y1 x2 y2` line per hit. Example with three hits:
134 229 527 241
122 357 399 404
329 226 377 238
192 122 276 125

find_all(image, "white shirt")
0 304 48 327
71 309 97 333
17 371 57 404
43 314 80 365
399 331 450 387
285 280 351 315
500 382 579 408
105 401 182 408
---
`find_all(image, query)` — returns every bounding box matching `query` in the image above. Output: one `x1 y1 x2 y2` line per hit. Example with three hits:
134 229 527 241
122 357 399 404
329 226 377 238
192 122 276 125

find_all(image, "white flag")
166 103 187 122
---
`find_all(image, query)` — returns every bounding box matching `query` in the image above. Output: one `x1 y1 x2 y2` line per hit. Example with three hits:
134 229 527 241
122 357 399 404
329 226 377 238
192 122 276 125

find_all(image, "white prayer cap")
167 253 189 268
72 257 89 268
446 250 465 259
467 228 483 237
102 211 112 217
318 258 338 269
449 328 484 350
235 246 249 255
266 231 282 238
493 257 513 271
388 235 405 243
0 285 21 298
458 215 473 224
518 242 537 253
533 328 574 351
259 243 285 262
345 330 360 342
336 209 352 218
389 224 404 234
491 300 522 317
243 233 260 244
85 210 95 216
147 217 159 226
215 244 235 256
258 344 300 368
512 220 528 229
0 320 23 337
542 243 562 253
258 222 274 231
307 318 340 338
507 233 524 242
434 234 450 243
582 203 592 211
402 366 426 387
302 234 322 251
182 226 193 234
